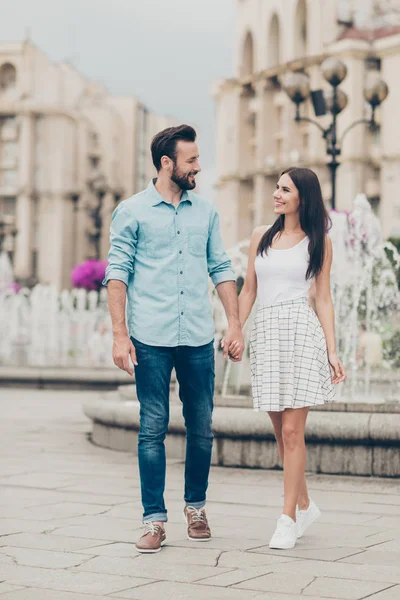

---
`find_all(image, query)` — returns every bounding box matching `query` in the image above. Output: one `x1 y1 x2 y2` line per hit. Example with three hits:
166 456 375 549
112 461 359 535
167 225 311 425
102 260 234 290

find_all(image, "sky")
1 0 236 198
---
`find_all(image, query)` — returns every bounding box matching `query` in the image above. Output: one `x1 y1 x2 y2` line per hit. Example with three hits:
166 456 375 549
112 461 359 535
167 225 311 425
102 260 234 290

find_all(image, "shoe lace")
143 521 162 536
187 507 206 523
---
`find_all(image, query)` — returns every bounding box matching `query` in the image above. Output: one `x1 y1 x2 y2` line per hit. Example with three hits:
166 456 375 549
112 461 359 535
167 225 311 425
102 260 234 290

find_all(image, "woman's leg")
281 407 310 520
268 411 310 512
268 411 285 462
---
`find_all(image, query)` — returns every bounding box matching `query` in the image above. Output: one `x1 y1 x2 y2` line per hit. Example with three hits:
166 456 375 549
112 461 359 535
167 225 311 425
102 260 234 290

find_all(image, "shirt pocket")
143 225 172 259
187 225 208 258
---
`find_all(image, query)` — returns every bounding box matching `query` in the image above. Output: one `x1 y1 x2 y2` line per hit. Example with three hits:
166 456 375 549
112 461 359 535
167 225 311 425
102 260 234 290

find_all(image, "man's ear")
160 155 171 170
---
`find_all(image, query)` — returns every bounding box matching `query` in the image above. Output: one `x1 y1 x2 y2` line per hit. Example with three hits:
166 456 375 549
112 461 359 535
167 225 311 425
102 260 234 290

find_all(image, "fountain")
0 259 132 386
0 285 115 368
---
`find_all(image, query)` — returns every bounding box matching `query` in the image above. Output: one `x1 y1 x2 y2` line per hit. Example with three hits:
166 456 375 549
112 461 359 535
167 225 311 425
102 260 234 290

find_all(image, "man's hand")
112 334 138 375
221 323 245 362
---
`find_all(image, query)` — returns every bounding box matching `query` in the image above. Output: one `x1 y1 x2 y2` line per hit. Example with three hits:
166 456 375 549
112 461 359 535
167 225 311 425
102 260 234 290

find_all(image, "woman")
229 167 346 550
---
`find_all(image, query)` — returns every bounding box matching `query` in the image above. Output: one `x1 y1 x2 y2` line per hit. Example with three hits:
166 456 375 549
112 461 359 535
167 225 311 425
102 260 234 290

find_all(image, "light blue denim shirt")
103 179 236 347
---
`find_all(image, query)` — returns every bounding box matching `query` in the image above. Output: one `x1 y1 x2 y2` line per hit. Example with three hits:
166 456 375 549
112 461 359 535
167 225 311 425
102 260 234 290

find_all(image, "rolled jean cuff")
185 500 206 510
143 512 168 523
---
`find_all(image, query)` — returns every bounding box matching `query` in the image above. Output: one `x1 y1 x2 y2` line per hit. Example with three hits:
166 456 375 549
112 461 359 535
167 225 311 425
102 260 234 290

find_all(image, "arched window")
294 0 307 59
241 31 254 78
267 13 281 68
0 63 17 91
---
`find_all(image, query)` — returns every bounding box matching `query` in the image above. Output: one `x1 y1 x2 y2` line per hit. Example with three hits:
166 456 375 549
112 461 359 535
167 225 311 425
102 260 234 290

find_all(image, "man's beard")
171 164 197 191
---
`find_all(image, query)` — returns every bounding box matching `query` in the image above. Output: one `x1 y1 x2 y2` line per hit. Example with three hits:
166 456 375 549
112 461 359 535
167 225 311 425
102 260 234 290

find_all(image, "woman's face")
273 173 300 216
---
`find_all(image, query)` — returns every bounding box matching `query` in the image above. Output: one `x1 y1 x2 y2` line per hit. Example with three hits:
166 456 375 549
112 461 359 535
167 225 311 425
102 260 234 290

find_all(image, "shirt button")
180 271 183 275
179 250 182 254
180 291 184 295
181 311 184 315
177 231 180 234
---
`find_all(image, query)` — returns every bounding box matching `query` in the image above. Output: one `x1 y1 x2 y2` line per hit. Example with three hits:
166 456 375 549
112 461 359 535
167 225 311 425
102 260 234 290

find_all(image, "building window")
294 0 307 59
241 31 255 78
1 139 17 164
302 132 309 153
0 116 19 193
0 63 17 91
90 156 100 170
0 170 17 188
32 250 38 280
369 196 380 216
1 117 18 140
0 196 16 217
267 14 281 68
0 196 17 258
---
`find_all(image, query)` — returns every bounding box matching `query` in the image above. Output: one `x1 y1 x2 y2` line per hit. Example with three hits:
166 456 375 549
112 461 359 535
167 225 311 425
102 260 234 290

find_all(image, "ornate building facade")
214 0 400 247
0 41 173 289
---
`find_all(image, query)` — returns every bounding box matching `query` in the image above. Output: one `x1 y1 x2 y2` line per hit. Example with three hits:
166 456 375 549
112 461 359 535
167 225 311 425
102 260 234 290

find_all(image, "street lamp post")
283 58 389 209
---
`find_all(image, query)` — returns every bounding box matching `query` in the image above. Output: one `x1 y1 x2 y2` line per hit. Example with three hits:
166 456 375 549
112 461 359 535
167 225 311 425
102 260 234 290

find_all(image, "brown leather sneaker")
184 506 211 541
135 522 166 553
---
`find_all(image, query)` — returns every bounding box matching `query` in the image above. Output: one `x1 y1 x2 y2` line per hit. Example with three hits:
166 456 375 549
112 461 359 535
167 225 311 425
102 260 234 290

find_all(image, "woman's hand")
226 339 242 362
328 352 346 384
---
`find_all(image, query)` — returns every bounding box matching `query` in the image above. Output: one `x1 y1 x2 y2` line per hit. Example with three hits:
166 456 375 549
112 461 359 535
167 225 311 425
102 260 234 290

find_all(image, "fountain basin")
0 366 134 390
83 386 400 478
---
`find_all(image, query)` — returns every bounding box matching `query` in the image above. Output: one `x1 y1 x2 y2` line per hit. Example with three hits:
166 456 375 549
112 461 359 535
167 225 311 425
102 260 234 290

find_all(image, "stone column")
73 194 88 264
253 80 267 230
36 193 64 289
60 194 75 290
14 114 34 281
238 86 256 178
379 46 400 237
253 174 265 231
100 192 115 260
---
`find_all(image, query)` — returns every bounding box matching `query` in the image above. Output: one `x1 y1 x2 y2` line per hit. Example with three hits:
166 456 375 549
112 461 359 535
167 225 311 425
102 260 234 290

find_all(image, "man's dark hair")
151 125 196 171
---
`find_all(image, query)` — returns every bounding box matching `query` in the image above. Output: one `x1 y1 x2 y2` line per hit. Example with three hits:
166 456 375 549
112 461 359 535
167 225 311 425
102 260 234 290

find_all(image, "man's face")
170 141 201 190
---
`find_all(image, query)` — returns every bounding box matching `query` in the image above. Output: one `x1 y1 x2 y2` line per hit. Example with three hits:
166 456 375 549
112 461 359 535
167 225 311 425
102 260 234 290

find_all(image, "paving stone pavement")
0 387 399 600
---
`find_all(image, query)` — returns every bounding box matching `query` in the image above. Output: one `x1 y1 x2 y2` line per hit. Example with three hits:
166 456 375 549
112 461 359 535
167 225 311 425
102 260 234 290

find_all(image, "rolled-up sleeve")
207 208 236 287
102 204 138 287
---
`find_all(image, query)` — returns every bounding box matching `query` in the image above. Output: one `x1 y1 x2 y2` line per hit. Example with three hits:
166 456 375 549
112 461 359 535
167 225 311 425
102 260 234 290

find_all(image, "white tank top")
255 236 312 306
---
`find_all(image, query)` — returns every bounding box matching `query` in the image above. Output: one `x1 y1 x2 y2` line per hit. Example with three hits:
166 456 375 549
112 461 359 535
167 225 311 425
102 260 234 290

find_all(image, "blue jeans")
132 337 215 523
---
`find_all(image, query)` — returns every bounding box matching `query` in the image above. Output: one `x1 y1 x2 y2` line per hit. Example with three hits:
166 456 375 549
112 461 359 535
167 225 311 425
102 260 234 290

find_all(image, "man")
103 124 244 553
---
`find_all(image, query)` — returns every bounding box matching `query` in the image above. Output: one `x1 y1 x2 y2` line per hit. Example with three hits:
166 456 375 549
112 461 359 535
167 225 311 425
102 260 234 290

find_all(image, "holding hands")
221 323 245 362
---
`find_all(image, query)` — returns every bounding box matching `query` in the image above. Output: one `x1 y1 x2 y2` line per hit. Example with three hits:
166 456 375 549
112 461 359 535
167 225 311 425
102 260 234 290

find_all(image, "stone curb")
83 395 400 477
83 397 400 444
0 366 134 389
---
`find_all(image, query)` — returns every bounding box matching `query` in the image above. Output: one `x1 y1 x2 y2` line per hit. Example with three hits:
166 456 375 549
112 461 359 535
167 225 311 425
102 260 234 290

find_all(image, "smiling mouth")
274 201 284 207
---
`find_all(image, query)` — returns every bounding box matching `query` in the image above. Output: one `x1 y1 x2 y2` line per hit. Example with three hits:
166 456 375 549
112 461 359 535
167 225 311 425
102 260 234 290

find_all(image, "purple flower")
8 282 21 293
71 259 107 291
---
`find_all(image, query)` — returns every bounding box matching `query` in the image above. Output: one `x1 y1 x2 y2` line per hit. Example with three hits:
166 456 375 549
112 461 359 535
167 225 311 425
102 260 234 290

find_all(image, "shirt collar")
148 178 192 207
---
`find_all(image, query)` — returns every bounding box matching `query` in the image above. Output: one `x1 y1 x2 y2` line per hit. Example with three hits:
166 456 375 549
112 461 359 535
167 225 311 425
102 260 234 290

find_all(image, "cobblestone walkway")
0 387 399 599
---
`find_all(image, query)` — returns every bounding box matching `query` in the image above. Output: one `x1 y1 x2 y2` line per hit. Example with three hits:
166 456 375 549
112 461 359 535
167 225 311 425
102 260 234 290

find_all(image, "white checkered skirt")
249 297 335 412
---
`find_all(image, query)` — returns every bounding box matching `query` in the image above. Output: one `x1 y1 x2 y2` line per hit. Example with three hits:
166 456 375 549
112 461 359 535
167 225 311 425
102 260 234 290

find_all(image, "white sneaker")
269 514 297 549
296 498 321 538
